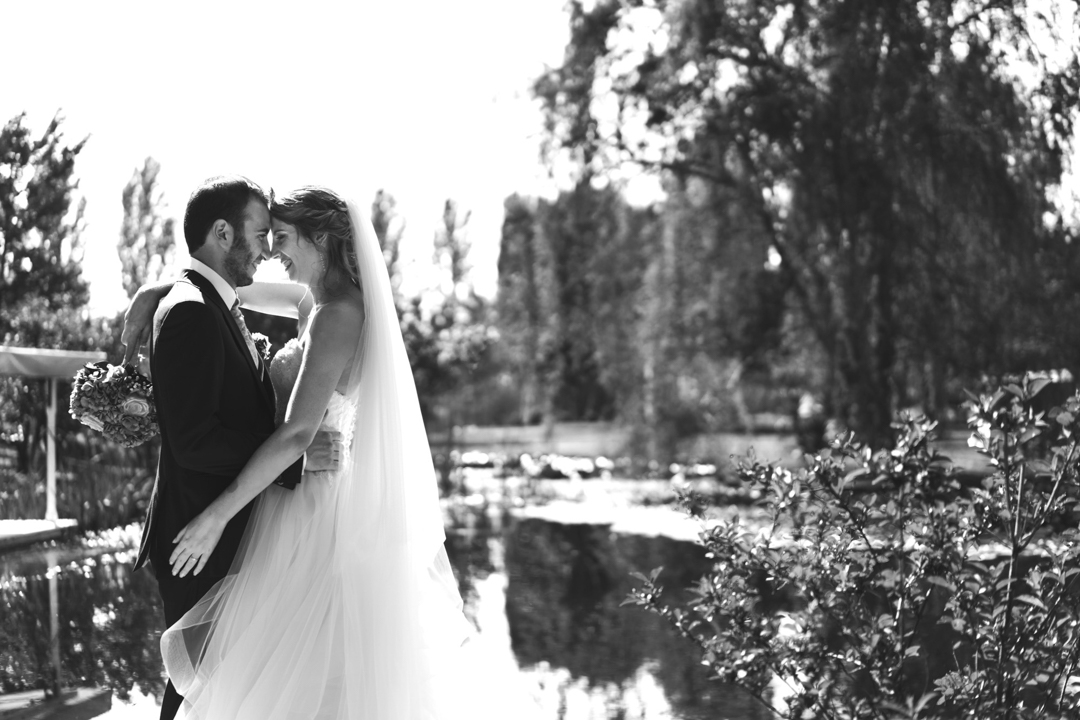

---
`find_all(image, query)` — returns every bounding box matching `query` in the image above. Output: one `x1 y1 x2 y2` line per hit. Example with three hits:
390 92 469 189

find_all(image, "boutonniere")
251 332 272 361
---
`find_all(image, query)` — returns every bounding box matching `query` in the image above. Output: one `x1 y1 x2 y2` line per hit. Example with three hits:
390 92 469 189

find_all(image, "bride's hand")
170 511 227 578
122 281 171 365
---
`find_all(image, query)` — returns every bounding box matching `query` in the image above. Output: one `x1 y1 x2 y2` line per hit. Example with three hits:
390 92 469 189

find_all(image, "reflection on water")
2 506 770 719
0 528 166 702
494 515 769 720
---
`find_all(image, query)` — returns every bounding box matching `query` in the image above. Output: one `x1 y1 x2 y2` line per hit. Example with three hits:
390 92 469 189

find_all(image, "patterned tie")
230 299 262 373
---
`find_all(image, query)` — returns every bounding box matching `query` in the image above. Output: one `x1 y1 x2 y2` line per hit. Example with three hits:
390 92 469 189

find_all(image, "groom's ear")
212 219 233 249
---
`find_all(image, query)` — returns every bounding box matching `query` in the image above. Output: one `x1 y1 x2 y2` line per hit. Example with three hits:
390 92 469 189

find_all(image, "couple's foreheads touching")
183 176 358 301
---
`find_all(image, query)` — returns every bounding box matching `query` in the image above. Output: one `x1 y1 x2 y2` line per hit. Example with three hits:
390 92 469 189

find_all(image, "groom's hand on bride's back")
121 280 173 366
304 430 343 473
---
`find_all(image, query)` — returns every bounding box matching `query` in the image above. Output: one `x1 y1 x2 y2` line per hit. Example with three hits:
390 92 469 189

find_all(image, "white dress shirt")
190 258 239 309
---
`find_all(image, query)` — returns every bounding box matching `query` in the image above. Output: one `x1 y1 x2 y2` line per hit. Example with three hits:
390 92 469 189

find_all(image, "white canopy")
0 345 107 520
0 345 106 378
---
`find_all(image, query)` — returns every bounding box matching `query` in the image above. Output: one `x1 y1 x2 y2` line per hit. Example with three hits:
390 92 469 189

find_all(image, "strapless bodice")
269 338 357 438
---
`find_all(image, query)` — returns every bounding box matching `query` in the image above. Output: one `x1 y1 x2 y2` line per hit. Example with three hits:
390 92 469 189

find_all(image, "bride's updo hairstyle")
269 186 360 297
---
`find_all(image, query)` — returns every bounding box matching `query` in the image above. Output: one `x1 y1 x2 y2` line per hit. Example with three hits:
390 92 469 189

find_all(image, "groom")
129 176 333 720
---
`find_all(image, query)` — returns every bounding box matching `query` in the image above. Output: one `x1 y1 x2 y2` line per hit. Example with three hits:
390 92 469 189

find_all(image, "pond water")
0 497 773 720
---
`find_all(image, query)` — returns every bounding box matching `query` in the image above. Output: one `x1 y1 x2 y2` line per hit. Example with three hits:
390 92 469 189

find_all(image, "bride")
128 187 471 719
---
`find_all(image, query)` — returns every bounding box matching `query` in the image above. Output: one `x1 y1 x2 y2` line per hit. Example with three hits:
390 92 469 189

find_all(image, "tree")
536 0 1080 443
540 182 622 423
426 199 495 424
433 199 472 311
117 157 175 299
497 185 651 428
0 112 96 473
371 189 406 304
497 194 554 425
0 112 89 328
387 198 495 431
636 173 795 458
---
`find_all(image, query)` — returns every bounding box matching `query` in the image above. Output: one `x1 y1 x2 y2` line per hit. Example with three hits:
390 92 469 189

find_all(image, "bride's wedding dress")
162 336 471 717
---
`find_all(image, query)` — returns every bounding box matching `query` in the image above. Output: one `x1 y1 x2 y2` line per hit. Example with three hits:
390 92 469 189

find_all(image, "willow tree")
537 0 1080 443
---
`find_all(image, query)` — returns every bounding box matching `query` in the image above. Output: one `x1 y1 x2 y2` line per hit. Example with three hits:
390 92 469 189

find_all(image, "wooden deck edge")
0 687 111 720
0 520 79 553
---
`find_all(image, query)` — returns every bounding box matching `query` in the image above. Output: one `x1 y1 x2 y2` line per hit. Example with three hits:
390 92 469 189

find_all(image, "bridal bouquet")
69 362 159 447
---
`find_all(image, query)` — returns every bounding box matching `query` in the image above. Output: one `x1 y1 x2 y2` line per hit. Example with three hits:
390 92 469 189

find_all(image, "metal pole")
46 548 62 697
46 377 57 521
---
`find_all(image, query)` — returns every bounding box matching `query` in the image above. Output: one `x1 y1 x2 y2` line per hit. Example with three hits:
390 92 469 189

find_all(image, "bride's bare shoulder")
307 292 365 346
326 287 365 323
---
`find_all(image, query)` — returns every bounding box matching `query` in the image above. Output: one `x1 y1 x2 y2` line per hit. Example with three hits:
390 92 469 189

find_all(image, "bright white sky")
2 0 572 317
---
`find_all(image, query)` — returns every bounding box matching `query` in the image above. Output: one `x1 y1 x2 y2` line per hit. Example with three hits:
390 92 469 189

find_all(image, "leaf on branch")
926 576 957 593
1019 427 1043 443
1015 594 1047 611
1029 377 1052 398
841 468 867 488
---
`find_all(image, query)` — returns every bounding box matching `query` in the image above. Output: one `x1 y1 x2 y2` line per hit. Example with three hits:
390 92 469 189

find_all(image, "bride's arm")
122 281 310 363
169 299 364 577
121 280 172 364
236 282 312 319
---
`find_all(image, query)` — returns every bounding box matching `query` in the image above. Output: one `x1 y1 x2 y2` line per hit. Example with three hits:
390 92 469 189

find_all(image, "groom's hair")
184 176 269 254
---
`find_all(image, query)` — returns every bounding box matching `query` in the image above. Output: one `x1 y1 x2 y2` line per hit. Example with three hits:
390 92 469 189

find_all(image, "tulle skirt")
161 469 473 720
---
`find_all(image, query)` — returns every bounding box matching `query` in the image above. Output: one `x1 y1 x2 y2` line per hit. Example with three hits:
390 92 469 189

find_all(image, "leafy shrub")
628 375 1080 719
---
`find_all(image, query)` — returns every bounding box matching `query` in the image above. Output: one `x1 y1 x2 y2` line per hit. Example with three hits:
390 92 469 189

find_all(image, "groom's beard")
224 238 257 287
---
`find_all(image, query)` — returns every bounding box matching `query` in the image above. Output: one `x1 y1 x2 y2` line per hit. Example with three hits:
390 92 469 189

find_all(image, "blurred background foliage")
2 0 1079 524
527 0 1080 452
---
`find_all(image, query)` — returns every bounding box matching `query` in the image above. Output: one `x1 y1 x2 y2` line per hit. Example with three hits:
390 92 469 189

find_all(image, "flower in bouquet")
69 362 159 447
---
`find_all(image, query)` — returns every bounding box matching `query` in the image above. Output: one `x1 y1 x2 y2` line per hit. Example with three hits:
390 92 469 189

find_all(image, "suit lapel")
184 270 275 411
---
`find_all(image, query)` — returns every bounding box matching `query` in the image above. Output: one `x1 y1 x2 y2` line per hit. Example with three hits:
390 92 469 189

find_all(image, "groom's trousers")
154 561 228 720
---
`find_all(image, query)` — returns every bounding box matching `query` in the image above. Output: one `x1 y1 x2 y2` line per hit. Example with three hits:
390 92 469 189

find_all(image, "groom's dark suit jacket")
134 268 302 590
